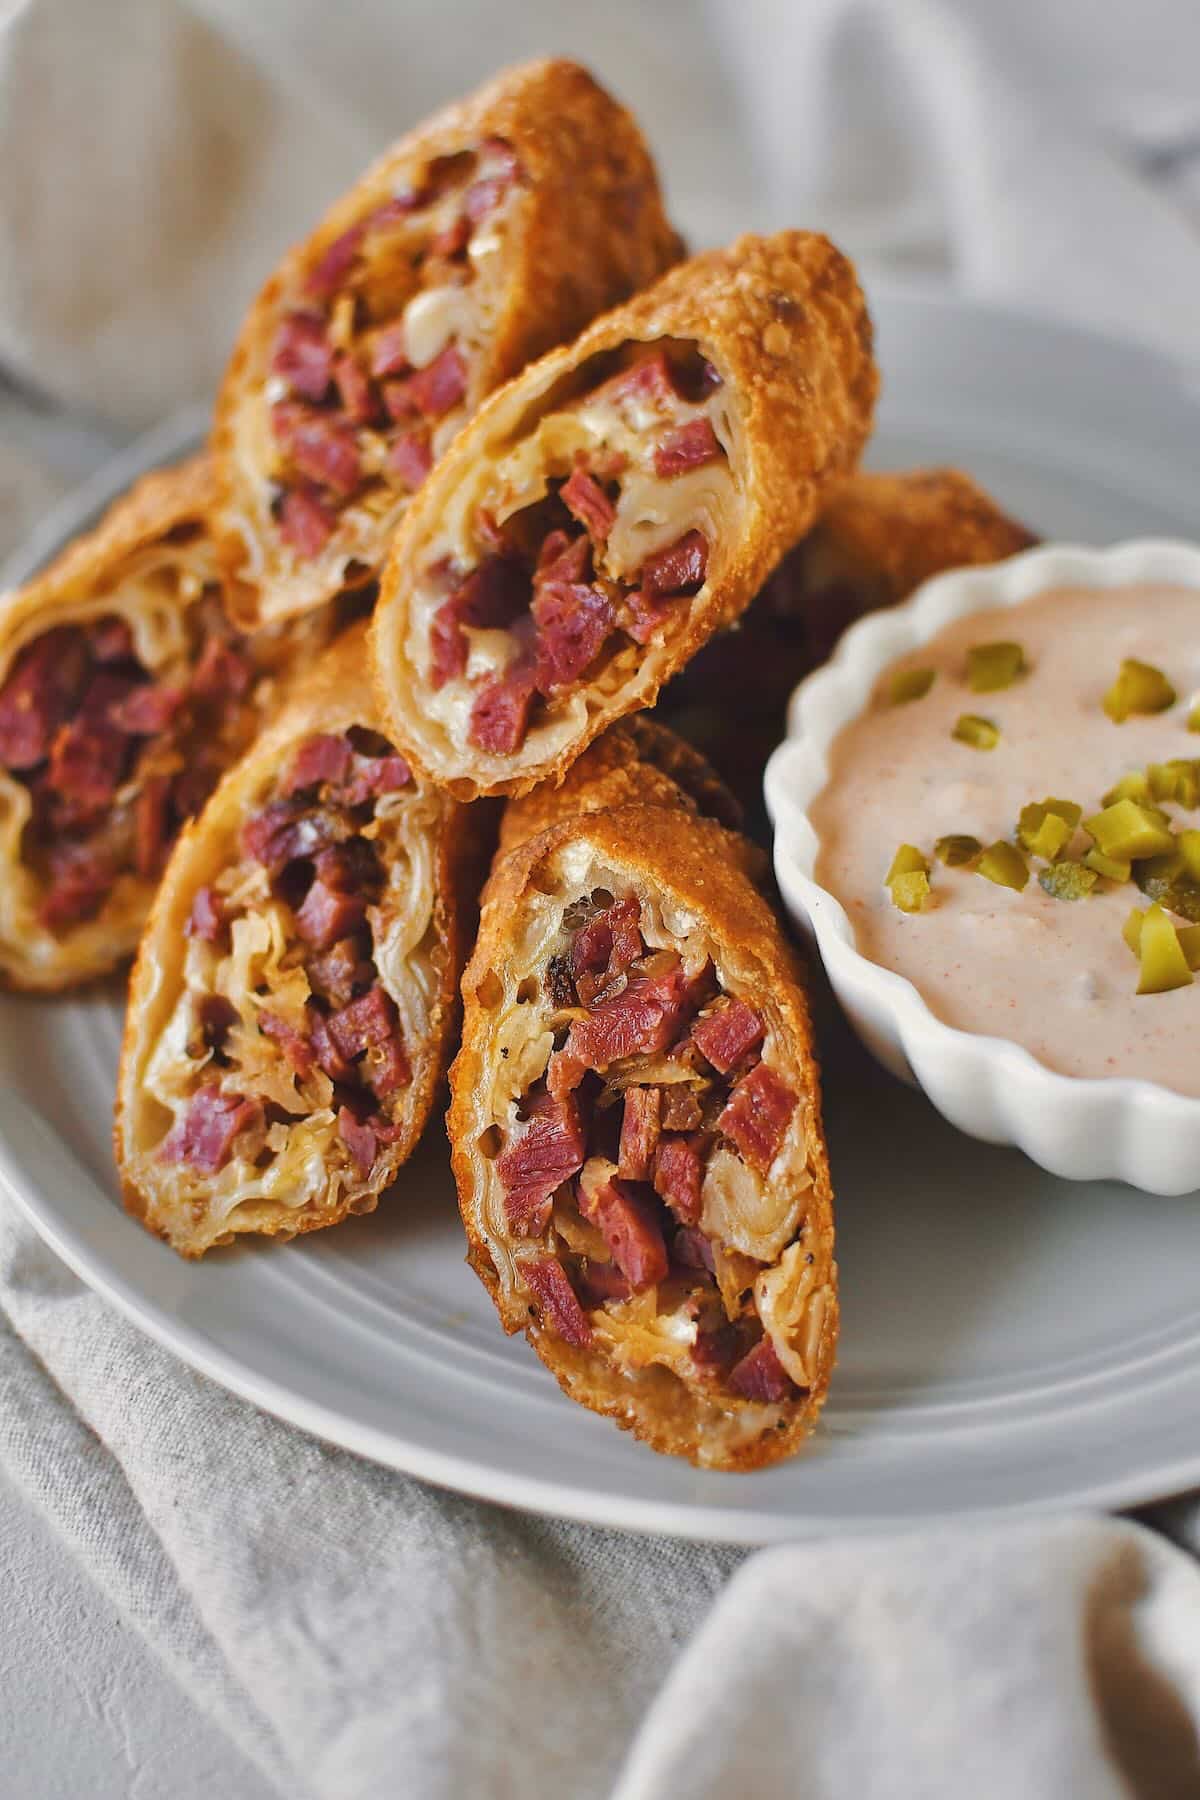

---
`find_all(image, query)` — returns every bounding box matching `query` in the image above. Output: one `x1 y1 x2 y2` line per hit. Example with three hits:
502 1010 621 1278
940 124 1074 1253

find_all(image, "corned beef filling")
422 345 730 755
0 594 263 933
161 728 415 1180
267 139 523 558
499 890 804 1405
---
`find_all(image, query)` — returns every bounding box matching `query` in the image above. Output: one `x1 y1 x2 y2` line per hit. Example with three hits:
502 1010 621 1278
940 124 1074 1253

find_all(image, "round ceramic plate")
5 289 1200 1544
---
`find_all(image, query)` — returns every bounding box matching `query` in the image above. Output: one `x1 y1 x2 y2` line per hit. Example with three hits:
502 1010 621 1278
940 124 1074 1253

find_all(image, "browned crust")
115 625 494 1257
449 803 837 1470
211 58 682 626
371 229 877 799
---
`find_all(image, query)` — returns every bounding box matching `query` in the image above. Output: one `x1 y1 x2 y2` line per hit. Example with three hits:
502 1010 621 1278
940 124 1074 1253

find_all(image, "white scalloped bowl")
764 538 1200 1196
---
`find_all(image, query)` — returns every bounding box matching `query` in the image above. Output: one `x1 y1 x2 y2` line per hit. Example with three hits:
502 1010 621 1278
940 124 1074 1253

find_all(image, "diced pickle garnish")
1134 902 1193 995
953 714 999 751
1145 760 1200 808
889 666 936 705
1102 658 1177 723
1017 798 1081 861
886 844 931 913
1189 700 1200 735
1133 854 1200 924
1123 908 1145 956
1038 861 1098 901
976 841 1028 891
1084 847 1131 883
1082 799 1176 862
967 641 1026 692
1102 770 1153 807
1180 925 1200 971
1180 830 1200 883
934 834 983 867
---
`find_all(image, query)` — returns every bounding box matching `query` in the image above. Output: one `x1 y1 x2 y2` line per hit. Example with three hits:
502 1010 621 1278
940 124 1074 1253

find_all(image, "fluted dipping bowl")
764 538 1200 1196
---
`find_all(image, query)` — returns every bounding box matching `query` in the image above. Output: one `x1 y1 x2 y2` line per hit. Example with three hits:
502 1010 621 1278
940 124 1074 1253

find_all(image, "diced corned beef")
187 886 225 942
692 999 764 1074
288 413 362 497
0 628 88 770
719 1062 796 1173
171 760 220 820
259 1010 315 1077
305 221 367 300
110 681 185 736
560 468 616 543
279 485 336 558
430 214 471 258
294 878 366 951
498 1088 587 1236
618 1087 661 1181
272 312 333 401
135 774 173 880
522 1255 593 1347
535 530 590 585
672 1225 716 1277
370 321 411 379
624 590 673 644
641 530 709 599
159 1083 262 1173
653 417 721 479
728 1336 795 1403
602 351 680 410
430 555 531 690
333 352 377 425
578 1174 669 1291
382 379 420 424
241 799 346 875
576 1259 632 1306
342 752 411 805
308 1007 353 1083
532 582 614 695
565 959 690 1071
390 345 468 422
281 733 353 798
37 846 113 930
308 936 373 1009
652 1135 704 1225
660 1086 703 1133
691 1320 739 1380
46 706 128 817
328 984 410 1096
338 1105 380 1176
468 665 536 754
314 837 382 893
387 431 433 492
190 634 253 702
571 895 643 1005
90 617 135 662
546 1048 585 1103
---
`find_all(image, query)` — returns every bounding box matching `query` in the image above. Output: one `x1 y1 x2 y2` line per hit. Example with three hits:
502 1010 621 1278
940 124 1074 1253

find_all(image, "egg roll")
0 455 335 993
212 58 681 628
116 627 488 1257
370 230 877 800
450 799 836 1469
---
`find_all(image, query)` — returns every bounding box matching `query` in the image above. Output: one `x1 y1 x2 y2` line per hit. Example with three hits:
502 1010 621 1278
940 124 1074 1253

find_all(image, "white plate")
6 289 1200 1544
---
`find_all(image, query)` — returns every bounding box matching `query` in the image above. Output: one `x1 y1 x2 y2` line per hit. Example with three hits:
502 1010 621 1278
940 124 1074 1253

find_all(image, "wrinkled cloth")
4 3 1200 1796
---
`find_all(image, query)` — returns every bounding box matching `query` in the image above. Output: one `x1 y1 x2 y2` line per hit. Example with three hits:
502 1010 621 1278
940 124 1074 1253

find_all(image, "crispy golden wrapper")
659 466 1037 814
116 627 492 1258
212 58 682 627
371 230 877 800
450 799 836 1470
0 455 336 993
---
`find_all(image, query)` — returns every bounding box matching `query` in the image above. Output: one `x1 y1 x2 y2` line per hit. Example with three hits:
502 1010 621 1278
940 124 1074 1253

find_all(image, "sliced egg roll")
371 230 877 800
0 455 335 992
117 627 488 1257
213 58 681 628
450 800 836 1469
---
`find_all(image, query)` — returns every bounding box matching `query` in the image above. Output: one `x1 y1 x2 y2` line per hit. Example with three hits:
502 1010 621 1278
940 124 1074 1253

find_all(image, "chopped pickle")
1133 854 1200 924
1180 925 1200 971
934 833 983 867
1122 908 1145 956
1189 700 1200 734
953 714 999 751
1038 861 1098 902
1017 799 1080 861
967 640 1026 692
1102 658 1176 723
1102 770 1153 807
1146 760 1200 808
976 841 1028 892
1084 848 1131 883
1082 799 1176 862
886 844 931 913
889 666 936 705
1134 902 1193 995
1180 830 1200 883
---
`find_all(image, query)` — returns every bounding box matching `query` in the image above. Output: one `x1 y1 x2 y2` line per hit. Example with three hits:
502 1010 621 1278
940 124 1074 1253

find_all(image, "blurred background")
1 0 1199 548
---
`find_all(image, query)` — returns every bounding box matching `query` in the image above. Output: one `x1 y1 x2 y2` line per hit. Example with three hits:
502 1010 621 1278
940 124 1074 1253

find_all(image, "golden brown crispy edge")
449 803 837 1470
371 229 877 800
115 625 493 1256
211 57 682 626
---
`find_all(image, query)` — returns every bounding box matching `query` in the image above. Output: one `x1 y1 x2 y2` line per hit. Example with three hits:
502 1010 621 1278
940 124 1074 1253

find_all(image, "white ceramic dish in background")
8 289 1200 1544
765 539 1200 1197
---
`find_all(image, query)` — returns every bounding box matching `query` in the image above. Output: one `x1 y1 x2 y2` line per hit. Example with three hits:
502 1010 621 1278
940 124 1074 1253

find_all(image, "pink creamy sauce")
811 583 1200 1096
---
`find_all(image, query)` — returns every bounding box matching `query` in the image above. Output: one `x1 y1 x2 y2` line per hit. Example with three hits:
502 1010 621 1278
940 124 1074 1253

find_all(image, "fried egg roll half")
450 803 836 1469
117 628 486 1257
371 231 877 800
213 58 681 627
0 456 335 992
